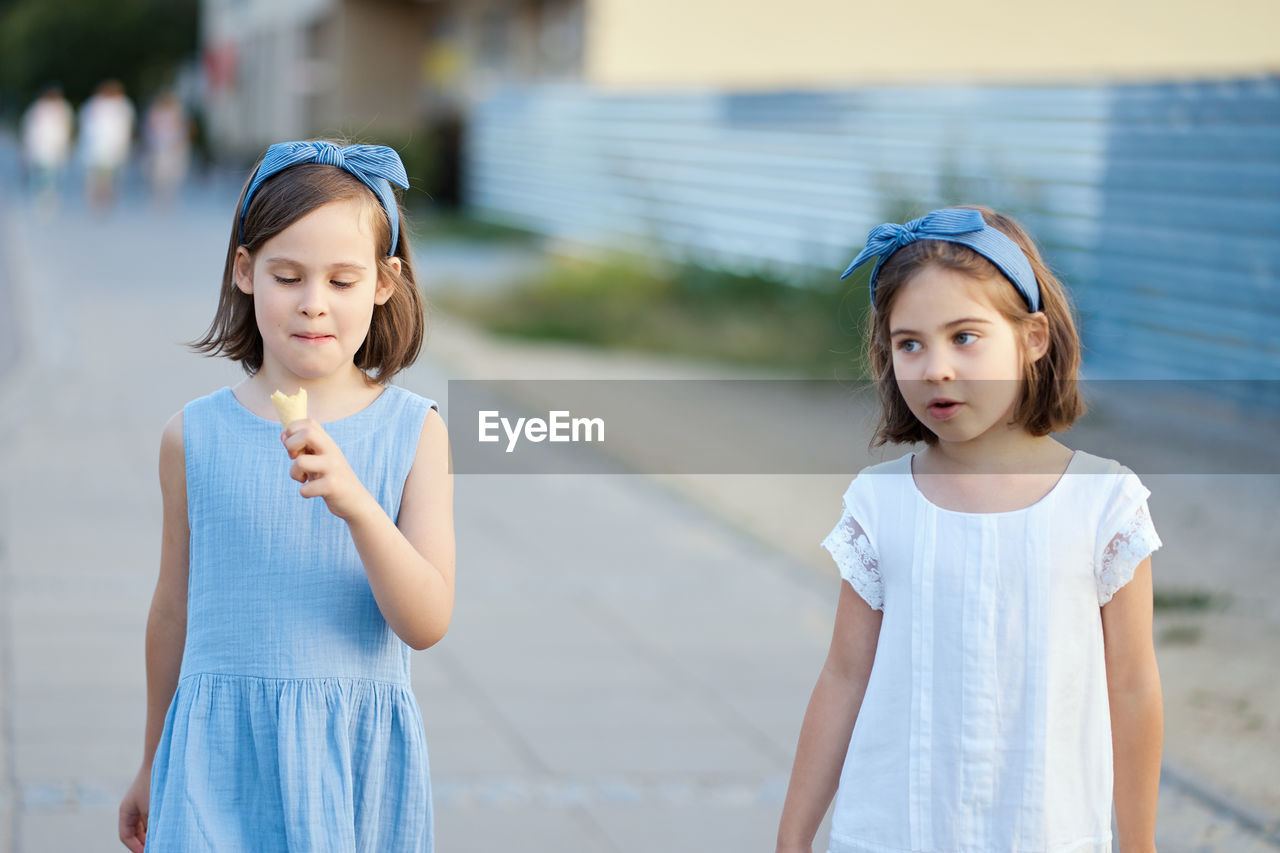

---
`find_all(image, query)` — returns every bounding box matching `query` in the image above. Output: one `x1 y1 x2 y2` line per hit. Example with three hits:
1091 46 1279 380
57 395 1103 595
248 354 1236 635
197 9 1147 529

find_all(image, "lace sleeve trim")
821 513 884 611
1097 502 1162 605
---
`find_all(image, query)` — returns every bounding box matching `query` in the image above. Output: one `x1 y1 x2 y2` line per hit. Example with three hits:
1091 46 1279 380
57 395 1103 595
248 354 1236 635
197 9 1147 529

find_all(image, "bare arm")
142 412 191 762
346 409 455 649
1102 556 1163 853
119 412 189 850
777 582 883 853
284 409 455 650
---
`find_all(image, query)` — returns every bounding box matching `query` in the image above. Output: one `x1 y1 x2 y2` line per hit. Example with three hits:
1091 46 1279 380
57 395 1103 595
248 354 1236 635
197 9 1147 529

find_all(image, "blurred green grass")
1153 588 1228 612
411 211 543 244
436 251 872 378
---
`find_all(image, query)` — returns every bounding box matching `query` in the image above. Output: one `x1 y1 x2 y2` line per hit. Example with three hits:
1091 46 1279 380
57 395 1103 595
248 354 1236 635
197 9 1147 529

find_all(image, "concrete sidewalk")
0 176 1277 853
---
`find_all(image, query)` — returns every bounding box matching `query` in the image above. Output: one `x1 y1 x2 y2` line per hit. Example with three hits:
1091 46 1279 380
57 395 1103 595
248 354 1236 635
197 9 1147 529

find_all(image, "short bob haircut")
191 152 425 381
867 205 1084 447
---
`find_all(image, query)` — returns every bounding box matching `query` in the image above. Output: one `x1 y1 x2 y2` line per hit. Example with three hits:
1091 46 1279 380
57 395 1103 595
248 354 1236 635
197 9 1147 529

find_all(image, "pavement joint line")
639 472 840 599
581 593 793 767
428 647 552 776
430 774 788 807
568 804 625 853
1160 759 1280 845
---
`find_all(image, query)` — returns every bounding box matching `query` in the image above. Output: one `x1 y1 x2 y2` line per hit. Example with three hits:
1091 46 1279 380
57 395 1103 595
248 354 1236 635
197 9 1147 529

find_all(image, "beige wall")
586 0 1280 88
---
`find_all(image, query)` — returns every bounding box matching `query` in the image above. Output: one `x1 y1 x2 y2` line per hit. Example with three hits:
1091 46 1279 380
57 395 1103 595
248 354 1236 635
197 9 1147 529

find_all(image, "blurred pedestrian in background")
143 91 191 207
20 84 74 214
79 79 135 211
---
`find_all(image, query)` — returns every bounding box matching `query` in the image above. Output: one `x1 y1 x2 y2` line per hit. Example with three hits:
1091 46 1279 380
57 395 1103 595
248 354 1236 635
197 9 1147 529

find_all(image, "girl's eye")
954 332 978 345
273 276 300 285
897 339 921 353
331 281 356 289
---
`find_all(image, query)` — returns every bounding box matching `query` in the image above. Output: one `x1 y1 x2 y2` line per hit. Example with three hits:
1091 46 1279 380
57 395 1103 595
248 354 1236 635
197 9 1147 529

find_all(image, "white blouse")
821 451 1161 853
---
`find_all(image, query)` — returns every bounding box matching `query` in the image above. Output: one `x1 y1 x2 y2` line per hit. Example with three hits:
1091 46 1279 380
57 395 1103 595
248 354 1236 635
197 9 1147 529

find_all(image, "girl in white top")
777 207 1163 853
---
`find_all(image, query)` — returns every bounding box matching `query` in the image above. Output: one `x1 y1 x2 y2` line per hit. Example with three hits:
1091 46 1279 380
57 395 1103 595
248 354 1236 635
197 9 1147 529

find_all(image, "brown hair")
866 205 1083 446
191 155 425 380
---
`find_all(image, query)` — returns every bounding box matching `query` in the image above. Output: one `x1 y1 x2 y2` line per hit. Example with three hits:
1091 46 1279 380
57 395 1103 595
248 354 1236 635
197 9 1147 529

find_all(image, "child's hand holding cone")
271 388 372 520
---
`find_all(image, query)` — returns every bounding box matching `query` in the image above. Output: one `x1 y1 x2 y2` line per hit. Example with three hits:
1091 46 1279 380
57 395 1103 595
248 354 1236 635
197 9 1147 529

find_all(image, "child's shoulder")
1066 449 1129 477
1065 450 1146 492
379 383 438 412
182 384 228 406
1061 449 1152 520
177 386 236 427
851 452 912 484
856 453 913 478
840 452 913 502
374 384 440 431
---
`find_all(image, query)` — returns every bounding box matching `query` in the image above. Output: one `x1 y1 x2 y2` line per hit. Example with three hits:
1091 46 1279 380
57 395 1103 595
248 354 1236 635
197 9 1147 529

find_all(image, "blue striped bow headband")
238 141 410 255
841 208 1041 313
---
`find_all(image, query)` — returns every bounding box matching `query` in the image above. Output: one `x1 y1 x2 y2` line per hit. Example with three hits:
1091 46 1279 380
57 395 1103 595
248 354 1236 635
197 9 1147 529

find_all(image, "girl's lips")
293 334 335 345
927 400 963 420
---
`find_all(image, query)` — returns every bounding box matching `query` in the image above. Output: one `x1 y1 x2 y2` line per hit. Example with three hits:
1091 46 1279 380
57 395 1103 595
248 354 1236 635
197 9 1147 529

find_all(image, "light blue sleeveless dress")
148 385 437 851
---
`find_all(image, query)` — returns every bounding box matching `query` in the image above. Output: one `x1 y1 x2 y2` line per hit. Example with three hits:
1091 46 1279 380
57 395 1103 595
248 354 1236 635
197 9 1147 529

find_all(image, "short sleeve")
1095 468 1162 606
821 494 884 611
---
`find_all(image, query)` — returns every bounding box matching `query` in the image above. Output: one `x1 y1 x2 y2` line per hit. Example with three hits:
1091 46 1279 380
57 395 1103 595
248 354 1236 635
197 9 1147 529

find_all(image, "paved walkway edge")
1162 759 1280 844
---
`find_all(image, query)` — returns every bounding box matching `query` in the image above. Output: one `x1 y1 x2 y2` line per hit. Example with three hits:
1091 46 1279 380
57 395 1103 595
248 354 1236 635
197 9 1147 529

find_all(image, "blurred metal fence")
1090 79 1280 381
465 77 1280 381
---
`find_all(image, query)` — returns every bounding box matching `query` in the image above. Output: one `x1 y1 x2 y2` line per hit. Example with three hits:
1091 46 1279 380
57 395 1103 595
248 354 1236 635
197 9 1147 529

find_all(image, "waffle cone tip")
269 388 308 426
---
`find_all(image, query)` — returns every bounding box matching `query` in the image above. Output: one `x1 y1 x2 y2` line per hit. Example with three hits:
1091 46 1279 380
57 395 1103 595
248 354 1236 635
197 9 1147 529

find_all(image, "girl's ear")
233 247 254 295
1025 312 1051 363
374 256 401 306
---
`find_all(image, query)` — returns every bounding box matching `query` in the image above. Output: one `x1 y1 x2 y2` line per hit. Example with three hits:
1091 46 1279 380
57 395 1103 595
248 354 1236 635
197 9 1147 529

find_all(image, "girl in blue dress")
118 141 455 852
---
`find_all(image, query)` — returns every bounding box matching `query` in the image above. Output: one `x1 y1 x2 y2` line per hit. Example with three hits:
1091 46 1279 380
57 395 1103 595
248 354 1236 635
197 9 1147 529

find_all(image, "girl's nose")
922 349 955 382
297 281 328 317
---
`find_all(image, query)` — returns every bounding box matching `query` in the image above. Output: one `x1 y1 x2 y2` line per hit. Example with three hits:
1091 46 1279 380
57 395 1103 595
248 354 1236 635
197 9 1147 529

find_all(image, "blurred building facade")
201 0 430 154
199 0 1280 381
200 0 582 204
199 0 582 155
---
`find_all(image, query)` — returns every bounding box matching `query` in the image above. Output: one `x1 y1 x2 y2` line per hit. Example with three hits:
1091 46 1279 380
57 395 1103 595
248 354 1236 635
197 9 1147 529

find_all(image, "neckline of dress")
906 449 1081 518
221 384 394 430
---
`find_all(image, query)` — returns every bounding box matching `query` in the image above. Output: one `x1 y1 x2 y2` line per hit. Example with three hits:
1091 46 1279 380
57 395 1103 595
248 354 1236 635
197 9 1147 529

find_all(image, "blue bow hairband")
841 208 1041 313
238 141 410 255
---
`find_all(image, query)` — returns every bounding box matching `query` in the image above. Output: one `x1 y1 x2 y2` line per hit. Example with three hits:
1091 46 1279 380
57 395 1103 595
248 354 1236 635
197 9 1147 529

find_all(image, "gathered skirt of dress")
149 673 431 851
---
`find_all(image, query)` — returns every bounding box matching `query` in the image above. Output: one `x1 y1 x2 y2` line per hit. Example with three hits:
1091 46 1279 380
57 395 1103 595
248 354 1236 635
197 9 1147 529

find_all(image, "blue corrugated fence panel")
1092 77 1280 380
466 78 1280 381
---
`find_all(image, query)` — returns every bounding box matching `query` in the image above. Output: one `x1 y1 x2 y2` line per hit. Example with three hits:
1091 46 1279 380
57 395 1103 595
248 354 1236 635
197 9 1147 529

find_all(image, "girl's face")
887 264 1047 448
234 197 397 385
